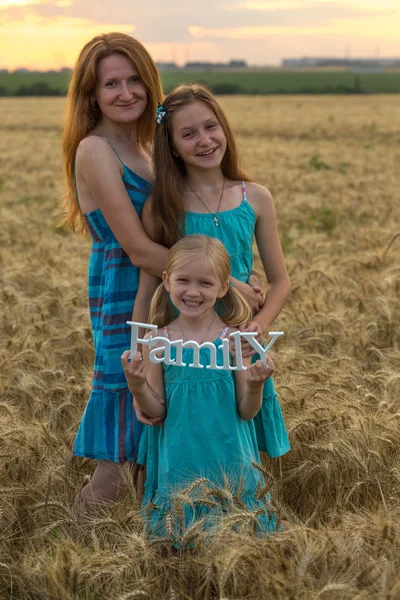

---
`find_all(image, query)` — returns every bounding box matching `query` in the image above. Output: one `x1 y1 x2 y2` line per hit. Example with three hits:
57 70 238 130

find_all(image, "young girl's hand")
121 351 147 393
246 356 275 386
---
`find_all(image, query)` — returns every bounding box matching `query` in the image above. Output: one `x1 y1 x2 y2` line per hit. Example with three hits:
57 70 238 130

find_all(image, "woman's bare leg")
77 460 125 508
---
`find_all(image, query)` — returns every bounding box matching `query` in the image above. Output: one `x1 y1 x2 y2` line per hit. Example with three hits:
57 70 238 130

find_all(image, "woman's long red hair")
60 32 163 234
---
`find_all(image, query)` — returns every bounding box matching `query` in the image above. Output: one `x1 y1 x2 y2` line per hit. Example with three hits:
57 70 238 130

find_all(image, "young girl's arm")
121 340 166 420
76 138 168 276
234 356 275 421
241 184 291 356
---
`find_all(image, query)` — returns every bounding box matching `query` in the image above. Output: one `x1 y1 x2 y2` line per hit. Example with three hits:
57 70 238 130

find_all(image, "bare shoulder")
76 136 121 174
246 182 274 204
245 182 275 218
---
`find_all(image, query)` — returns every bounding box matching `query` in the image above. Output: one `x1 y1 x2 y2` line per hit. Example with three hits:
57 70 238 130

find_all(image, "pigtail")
218 286 252 327
148 283 175 328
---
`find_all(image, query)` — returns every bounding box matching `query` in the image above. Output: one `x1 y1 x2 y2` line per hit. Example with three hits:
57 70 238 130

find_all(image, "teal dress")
184 181 290 457
143 326 279 542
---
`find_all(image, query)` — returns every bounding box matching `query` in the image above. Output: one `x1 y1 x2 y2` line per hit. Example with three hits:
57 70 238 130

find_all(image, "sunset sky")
1 0 399 70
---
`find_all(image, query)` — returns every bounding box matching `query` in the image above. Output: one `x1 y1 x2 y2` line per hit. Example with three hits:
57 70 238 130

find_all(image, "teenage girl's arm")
241 184 291 355
234 356 275 421
121 338 166 420
76 137 168 276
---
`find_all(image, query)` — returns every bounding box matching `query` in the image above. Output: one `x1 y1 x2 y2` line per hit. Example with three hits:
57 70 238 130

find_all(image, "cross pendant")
213 216 219 226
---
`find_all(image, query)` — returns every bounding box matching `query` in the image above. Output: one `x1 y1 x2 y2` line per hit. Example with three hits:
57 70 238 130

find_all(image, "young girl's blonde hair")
151 84 252 248
60 32 163 234
149 235 252 327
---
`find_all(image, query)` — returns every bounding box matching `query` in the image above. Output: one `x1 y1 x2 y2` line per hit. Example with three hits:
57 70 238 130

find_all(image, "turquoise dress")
73 143 151 462
184 181 290 457
143 326 279 542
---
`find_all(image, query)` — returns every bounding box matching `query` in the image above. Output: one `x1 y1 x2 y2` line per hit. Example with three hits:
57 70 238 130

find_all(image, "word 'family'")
127 322 284 371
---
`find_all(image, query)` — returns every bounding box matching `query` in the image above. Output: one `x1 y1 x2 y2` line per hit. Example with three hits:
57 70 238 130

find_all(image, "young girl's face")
163 255 228 318
171 100 227 172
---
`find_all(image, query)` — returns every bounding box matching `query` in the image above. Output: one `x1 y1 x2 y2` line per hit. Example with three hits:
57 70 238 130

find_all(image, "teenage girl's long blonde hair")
148 235 252 328
151 84 252 248
60 32 163 234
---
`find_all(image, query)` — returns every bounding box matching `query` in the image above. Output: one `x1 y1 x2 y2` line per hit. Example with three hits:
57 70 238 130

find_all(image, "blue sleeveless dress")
184 182 290 457
73 147 151 462
143 326 279 542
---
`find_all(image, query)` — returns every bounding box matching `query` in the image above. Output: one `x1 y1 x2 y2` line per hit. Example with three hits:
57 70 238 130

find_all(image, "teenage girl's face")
171 101 227 172
163 256 229 319
93 54 148 125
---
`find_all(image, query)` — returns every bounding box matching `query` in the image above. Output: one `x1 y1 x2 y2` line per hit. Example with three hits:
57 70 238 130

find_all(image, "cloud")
0 0 72 8
1 0 399 69
0 14 134 69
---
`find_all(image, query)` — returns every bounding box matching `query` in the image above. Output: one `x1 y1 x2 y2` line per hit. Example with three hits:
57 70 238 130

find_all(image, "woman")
61 33 263 506
61 32 168 505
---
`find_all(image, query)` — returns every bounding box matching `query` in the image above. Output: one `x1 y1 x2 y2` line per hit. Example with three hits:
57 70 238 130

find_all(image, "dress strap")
162 326 169 338
219 325 230 339
241 181 247 203
99 136 124 168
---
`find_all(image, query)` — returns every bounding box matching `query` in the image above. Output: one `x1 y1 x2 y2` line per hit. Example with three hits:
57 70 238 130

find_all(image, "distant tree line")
0 82 65 97
0 79 367 97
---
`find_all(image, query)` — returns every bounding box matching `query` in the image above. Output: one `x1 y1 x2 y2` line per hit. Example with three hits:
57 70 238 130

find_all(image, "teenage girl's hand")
231 320 265 358
121 351 147 393
233 280 264 315
247 270 265 301
246 356 275 386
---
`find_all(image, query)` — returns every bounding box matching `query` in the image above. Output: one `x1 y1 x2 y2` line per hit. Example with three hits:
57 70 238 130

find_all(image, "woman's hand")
133 398 164 426
232 279 264 315
246 356 275 386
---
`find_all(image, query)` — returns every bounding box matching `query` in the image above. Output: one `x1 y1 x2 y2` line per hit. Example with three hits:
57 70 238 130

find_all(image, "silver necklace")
186 177 225 226
176 312 217 344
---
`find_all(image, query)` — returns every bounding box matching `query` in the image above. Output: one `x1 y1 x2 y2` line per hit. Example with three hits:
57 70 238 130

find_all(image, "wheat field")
1 95 399 600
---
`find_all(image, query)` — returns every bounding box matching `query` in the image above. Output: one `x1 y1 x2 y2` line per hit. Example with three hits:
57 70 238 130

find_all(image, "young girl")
122 235 280 540
132 84 290 460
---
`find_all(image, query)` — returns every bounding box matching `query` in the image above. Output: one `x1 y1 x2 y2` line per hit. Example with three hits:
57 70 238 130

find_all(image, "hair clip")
155 102 167 124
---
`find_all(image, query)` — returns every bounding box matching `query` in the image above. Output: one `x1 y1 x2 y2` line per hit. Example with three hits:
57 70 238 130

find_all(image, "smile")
183 300 202 307
197 147 217 157
116 102 137 109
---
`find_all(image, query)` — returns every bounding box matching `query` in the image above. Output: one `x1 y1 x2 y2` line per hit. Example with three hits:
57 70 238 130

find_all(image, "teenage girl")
132 84 291 461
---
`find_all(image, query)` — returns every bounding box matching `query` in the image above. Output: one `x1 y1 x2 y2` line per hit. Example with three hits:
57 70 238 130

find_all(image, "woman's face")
171 100 227 172
93 53 148 125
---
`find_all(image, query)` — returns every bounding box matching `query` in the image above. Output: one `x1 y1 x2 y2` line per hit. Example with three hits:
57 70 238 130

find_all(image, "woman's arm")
76 137 168 276
131 197 163 336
